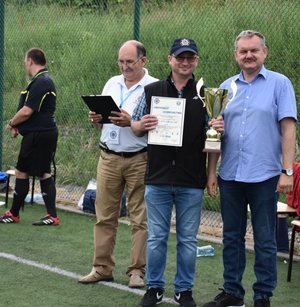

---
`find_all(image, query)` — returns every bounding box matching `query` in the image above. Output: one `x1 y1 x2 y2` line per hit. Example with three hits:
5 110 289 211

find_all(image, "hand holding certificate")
148 96 186 147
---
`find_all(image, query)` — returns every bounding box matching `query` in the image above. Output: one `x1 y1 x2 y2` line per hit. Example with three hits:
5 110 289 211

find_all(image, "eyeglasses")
172 54 198 63
117 57 143 67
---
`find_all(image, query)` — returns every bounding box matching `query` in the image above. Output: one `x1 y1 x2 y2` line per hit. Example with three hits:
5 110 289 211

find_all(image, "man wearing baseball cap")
170 37 199 56
131 38 224 307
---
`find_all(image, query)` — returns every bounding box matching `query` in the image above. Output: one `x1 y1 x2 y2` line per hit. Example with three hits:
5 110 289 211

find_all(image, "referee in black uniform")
0 48 59 226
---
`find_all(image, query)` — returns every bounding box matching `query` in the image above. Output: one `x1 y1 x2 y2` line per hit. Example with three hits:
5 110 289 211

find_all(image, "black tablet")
81 95 121 124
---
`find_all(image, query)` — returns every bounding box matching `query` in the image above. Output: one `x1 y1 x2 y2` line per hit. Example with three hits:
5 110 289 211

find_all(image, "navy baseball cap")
170 38 198 56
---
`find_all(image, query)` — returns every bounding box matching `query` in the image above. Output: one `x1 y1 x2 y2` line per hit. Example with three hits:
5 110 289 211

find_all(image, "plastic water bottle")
196 245 215 257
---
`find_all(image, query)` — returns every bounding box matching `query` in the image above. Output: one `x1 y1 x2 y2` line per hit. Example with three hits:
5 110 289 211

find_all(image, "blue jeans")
119 191 127 217
219 176 279 300
145 184 203 293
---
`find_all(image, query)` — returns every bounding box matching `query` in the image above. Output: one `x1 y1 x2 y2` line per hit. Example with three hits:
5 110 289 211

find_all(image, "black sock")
40 177 57 217
10 178 30 216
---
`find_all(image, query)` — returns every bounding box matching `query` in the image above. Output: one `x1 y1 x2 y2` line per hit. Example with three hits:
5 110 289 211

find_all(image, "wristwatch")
282 168 293 176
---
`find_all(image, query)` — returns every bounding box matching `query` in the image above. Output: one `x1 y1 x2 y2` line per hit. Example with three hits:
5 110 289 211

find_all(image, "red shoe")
32 214 60 226
0 211 20 224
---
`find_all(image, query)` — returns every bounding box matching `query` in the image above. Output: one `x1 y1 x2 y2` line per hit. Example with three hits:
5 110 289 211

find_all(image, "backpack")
82 189 96 214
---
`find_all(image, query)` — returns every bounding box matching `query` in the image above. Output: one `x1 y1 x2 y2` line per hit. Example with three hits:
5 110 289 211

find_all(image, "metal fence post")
133 0 141 41
0 0 5 169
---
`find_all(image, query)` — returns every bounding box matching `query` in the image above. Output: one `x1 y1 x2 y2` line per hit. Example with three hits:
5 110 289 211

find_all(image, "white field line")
0 251 176 305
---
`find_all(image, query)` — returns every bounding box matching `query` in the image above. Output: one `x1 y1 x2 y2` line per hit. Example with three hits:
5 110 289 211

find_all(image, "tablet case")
81 95 120 124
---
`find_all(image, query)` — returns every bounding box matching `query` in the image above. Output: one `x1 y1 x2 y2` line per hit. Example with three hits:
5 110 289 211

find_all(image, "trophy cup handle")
196 77 205 107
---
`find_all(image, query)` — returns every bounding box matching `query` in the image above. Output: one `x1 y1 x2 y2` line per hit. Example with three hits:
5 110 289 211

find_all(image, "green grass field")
0 201 299 307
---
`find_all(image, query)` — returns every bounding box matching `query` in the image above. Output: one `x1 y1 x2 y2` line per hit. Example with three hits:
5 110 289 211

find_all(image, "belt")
99 145 147 158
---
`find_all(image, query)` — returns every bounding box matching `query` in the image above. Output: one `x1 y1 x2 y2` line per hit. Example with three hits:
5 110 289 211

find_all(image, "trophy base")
203 140 221 153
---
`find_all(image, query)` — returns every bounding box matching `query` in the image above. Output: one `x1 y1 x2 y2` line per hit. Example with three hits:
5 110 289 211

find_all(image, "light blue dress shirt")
219 65 297 183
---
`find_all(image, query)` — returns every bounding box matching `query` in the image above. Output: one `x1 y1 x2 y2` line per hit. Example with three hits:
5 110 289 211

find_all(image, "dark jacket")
144 75 207 188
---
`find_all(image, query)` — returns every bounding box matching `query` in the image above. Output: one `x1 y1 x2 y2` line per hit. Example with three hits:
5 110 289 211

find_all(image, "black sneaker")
203 289 245 307
140 288 164 307
0 211 20 223
174 290 196 307
32 215 59 226
254 298 270 307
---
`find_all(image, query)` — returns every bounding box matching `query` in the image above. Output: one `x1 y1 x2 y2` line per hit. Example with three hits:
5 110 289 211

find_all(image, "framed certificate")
148 96 186 147
81 95 121 124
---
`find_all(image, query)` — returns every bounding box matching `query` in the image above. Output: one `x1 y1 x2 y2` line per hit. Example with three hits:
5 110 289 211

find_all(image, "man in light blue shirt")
219 66 296 183
205 30 297 307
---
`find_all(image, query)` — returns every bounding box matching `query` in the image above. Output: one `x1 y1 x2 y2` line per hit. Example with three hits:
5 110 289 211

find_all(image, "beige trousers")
93 150 147 277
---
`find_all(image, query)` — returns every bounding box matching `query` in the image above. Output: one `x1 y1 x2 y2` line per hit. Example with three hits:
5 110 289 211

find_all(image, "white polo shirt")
100 68 157 152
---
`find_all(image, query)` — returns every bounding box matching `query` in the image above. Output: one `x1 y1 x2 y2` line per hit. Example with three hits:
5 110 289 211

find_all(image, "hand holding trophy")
197 78 235 152
203 87 228 152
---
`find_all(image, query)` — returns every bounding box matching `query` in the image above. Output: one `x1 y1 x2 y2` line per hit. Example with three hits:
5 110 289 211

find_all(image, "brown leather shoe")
128 272 145 288
78 267 114 284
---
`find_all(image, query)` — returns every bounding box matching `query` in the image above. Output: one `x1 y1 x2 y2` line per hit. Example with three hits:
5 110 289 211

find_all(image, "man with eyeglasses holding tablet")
78 40 157 288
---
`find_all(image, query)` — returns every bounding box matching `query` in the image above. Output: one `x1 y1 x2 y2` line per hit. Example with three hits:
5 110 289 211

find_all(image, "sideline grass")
0 203 299 306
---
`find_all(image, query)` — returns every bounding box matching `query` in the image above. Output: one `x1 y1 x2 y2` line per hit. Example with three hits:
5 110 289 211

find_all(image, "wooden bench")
277 201 297 215
247 201 297 215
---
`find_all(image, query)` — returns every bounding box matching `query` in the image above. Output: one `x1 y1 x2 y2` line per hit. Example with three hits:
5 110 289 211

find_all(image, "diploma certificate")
148 96 186 147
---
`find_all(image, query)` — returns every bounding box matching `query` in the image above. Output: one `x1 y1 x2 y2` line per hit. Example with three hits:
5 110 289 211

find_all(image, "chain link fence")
1 0 299 235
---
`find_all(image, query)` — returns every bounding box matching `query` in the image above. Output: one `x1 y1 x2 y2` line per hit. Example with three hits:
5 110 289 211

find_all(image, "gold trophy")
196 78 237 153
203 87 228 152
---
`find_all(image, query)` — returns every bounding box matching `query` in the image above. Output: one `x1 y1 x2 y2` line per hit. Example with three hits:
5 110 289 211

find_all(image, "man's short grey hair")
120 40 147 58
235 30 266 50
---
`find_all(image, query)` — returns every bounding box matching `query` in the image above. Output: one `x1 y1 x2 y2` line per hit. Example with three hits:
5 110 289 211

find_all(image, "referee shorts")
16 128 58 177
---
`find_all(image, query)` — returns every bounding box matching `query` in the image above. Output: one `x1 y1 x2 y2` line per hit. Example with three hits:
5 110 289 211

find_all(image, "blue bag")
0 171 8 183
